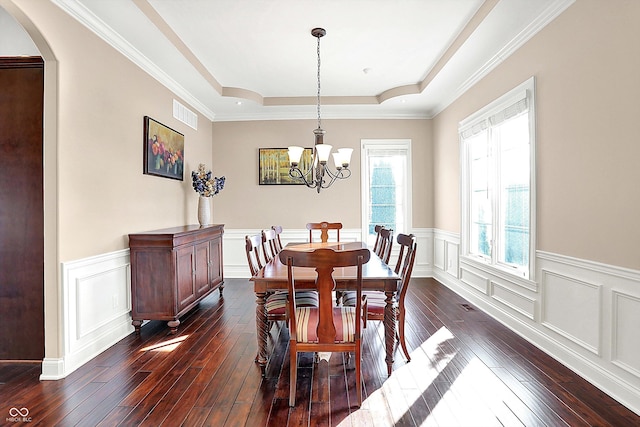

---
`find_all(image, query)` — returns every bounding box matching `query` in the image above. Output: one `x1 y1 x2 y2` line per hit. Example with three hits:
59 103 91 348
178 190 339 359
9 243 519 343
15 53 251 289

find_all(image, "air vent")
173 99 197 130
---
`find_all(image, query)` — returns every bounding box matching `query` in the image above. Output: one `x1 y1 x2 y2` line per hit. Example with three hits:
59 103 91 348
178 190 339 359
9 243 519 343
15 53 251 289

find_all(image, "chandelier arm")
323 166 352 180
288 166 315 188
320 170 343 189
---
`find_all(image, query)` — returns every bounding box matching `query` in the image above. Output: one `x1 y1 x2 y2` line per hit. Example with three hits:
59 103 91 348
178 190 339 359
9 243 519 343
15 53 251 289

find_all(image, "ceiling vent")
173 99 197 130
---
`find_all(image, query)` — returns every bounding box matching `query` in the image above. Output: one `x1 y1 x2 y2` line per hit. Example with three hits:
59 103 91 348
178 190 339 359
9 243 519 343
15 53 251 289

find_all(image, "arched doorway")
0 0 59 371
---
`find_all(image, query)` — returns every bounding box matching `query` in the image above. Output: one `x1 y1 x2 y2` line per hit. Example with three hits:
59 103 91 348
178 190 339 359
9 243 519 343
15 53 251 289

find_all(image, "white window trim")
360 139 413 244
459 77 537 280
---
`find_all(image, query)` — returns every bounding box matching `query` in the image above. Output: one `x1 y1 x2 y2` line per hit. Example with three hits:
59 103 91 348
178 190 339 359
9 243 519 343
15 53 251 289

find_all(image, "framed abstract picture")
143 116 184 180
258 147 313 185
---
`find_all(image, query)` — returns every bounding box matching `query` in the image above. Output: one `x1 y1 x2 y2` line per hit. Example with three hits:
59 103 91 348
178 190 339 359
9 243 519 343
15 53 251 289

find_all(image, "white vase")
197 196 211 226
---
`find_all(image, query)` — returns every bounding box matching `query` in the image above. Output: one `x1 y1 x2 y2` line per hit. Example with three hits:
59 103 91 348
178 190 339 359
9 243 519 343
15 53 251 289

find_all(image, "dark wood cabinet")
129 224 224 333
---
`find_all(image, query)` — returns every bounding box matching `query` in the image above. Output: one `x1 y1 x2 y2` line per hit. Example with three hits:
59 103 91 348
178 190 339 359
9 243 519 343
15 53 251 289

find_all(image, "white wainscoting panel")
460 265 490 294
445 240 459 278
411 228 432 278
612 290 640 377
540 270 601 355
490 280 535 320
433 229 458 279
50 249 133 379
434 236 446 271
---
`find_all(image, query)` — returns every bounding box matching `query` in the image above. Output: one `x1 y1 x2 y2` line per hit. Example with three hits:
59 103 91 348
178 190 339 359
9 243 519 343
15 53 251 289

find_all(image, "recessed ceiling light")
236 101 242 106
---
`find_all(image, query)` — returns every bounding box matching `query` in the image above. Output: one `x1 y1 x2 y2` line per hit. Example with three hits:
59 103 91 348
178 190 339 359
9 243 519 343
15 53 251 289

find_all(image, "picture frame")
143 116 184 180
258 147 313 185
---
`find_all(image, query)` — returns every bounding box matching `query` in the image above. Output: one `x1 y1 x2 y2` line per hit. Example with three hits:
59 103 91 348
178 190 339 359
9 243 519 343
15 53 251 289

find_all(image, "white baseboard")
40 358 65 380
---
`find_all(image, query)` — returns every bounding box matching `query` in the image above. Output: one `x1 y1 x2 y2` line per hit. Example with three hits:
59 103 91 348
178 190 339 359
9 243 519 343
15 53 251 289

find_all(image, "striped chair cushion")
265 291 319 315
295 306 356 343
342 291 388 315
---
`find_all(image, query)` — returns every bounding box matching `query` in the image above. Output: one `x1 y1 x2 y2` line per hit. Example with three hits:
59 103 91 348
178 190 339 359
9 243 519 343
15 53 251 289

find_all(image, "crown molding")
51 0 217 120
429 0 575 118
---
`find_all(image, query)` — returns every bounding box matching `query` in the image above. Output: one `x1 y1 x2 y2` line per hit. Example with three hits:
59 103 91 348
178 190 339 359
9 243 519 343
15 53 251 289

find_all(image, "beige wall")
10 0 215 263
212 118 433 230
5 0 215 359
433 0 640 270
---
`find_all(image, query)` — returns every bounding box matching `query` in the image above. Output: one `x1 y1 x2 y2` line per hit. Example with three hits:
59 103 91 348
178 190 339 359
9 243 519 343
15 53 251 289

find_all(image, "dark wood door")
0 57 45 360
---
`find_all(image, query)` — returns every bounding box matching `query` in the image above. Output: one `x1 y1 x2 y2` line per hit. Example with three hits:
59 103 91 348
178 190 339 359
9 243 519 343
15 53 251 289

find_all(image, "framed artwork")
258 148 313 185
143 116 184 180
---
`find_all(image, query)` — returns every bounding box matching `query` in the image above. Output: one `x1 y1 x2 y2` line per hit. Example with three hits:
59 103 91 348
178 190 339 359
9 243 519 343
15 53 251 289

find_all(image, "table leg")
255 291 268 374
384 290 396 376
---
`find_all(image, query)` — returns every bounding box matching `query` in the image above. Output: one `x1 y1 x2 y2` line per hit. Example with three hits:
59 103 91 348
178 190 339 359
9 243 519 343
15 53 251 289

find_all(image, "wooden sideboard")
129 224 224 334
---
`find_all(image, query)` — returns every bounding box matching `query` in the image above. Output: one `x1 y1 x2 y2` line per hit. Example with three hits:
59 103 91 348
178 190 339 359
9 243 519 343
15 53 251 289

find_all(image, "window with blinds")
459 77 536 279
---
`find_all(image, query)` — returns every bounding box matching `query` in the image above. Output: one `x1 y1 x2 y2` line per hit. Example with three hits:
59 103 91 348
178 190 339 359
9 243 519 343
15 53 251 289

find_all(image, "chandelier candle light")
287 28 353 193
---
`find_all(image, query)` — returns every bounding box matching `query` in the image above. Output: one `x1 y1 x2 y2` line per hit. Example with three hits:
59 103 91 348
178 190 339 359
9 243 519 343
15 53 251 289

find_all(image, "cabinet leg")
219 282 224 296
167 320 180 334
132 320 142 335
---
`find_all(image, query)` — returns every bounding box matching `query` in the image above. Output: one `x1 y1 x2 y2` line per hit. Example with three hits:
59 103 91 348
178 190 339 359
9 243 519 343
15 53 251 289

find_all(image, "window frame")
360 139 412 246
459 77 537 280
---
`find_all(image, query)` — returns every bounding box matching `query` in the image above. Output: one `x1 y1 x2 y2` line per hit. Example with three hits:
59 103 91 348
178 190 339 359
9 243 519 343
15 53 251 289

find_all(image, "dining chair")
377 227 394 265
261 228 280 263
271 225 284 252
245 235 318 328
342 233 417 363
244 234 264 276
306 221 342 243
372 224 385 255
279 246 370 407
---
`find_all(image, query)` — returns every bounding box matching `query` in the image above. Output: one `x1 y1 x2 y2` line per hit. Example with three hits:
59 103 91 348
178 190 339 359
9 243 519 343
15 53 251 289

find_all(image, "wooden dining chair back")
271 225 284 252
279 247 370 407
244 234 264 276
306 221 342 243
261 228 280 263
342 233 417 364
392 233 417 360
377 227 394 265
247 235 319 331
372 224 385 254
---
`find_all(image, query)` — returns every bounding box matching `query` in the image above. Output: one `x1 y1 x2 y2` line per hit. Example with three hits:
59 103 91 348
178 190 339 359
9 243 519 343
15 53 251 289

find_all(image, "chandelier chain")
317 34 321 129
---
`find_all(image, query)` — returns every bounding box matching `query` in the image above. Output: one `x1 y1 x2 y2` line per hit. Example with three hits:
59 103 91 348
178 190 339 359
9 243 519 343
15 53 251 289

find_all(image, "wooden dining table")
250 241 400 376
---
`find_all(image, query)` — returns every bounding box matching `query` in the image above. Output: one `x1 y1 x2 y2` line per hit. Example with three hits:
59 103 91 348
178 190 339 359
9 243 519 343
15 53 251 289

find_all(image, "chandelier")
286 28 352 193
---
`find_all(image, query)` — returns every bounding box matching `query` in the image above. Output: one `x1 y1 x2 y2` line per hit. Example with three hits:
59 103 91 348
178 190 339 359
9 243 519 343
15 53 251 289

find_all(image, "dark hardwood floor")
1 278 638 426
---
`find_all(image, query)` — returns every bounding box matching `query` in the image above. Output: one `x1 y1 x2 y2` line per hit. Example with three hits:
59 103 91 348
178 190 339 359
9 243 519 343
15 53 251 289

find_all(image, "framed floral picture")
258 147 313 185
143 116 184 180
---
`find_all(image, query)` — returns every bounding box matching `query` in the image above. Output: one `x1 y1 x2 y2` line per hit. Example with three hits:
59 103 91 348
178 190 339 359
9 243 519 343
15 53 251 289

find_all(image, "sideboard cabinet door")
176 246 197 311
208 234 223 290
194 241 212 298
